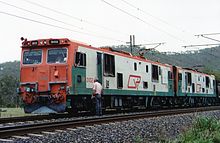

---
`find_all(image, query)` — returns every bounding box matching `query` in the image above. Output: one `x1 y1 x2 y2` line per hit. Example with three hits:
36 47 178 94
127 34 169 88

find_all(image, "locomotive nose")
19 64 68 113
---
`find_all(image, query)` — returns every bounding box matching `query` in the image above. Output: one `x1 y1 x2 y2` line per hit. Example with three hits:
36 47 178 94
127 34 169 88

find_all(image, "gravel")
4 110 220 143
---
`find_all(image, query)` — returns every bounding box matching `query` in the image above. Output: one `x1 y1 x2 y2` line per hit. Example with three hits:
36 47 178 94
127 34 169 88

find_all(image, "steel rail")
0 106 220 138
0 113 71 124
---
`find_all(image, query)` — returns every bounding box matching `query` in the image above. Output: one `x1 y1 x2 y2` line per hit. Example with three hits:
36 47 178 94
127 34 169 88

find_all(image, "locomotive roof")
21 38 215 77
20 38 173 68
178 67 215 77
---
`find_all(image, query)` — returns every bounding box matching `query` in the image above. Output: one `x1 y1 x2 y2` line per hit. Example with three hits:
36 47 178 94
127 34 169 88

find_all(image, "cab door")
37 65 49 91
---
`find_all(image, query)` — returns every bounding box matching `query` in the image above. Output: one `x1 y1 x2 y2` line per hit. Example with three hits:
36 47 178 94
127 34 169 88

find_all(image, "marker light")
49 39 59 44
31 41 38 46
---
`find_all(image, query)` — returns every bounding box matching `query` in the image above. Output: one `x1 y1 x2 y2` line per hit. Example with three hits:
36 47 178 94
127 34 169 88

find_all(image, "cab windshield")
47 48 67 63
23 50 42 65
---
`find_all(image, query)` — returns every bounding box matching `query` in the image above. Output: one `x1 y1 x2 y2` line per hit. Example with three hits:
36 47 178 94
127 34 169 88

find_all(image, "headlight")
60 85 65 90
16 87 21 94
25 87 35 92
25 87 31 92
66 86 70 94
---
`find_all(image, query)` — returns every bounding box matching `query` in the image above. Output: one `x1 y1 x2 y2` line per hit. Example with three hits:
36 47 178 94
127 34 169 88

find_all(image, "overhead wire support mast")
126 35 135 55
125 35 165 56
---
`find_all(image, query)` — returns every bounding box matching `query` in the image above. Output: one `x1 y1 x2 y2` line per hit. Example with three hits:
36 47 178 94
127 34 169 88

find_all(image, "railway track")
0 113 77 124
1 106 220 139
0 110 119 124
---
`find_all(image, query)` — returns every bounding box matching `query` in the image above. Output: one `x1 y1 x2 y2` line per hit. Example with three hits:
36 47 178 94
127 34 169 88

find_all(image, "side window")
186 72 192 86
212 80 215 89
205 76 210 88
117 73 123 88
178 73 182 80
152 64 159 82
104 54 115 76
143 81 148 89
159 67 162 75
192 83 195 93
146 65 148 73
168 71 173 79
75 52 86 67
134 62 137 71
202 88 205 93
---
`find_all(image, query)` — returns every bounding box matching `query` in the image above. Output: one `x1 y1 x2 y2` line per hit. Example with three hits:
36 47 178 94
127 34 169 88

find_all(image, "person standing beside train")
92 78 103 116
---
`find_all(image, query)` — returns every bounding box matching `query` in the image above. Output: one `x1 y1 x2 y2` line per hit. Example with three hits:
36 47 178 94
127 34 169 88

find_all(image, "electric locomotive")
18 38 219 114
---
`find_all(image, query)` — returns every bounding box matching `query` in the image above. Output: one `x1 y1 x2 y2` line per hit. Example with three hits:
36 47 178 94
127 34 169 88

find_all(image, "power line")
120 0 183 32
0 1 126 43
0 11 126 43
183 43 220 48
197 33 220 36
0 1 82 30
101 0 186 43
195 33 220 43
21 0 129 37
200 35 220 43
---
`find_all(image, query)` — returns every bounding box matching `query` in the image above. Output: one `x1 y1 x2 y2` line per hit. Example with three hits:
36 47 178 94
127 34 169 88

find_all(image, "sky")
0 0 220 63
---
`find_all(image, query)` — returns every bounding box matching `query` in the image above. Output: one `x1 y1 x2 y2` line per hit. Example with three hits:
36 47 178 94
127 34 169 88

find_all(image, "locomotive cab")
18 38 72 113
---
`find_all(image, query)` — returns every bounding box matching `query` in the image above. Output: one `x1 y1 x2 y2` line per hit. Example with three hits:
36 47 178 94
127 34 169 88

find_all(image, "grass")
170 117 220 143
134 135 144 143
0 108 28 118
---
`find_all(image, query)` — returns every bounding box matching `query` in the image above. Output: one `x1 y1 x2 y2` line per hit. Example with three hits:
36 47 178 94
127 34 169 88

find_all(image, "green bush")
174 117 220 143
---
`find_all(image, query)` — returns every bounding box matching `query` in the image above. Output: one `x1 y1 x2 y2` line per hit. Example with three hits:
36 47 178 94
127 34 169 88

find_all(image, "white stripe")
13 136 30 139
28 133 43 137
67 128 77 131
0 139 13 142
42 131 56 135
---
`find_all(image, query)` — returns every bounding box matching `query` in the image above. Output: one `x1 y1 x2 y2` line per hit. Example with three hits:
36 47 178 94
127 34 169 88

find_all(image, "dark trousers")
95 94 102 116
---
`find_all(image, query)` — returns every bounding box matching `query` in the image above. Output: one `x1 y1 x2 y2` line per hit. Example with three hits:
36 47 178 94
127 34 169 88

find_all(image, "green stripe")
178 92 216 97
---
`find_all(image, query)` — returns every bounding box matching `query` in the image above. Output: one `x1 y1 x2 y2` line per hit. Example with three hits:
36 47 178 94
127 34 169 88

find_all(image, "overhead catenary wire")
195 33 220 43
0 0 128 43
21 0 129 37
119 0 184 32
101 0 186 43
182 44 220 59
120 0 203 46
200 35 220 43
0 1 83 30
182 43 220 48
0 11 126 43
197 33 220 36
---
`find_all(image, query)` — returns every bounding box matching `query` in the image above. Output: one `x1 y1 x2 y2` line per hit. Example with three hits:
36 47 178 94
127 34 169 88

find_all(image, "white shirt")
92 81 103 94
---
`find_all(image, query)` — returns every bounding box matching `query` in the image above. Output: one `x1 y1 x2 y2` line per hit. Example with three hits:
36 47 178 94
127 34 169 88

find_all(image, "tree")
0 75 19 107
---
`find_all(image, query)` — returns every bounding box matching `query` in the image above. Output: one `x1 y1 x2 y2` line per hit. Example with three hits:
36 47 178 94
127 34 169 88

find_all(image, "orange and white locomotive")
18 38 218 114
